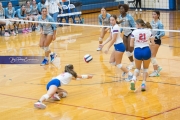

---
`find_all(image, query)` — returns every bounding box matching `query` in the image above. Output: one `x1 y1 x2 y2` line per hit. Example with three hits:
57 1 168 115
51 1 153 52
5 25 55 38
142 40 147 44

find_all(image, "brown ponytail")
136 19 152 29
65 64 77 78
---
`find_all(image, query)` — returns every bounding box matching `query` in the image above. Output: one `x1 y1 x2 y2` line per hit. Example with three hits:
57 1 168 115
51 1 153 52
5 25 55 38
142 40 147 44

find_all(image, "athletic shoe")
122 71 126 77
28 28 32 33
4 32 10 37
50 53 57 63
25 28 29 33
139 9 142 12
22 29 27 34
41 59 49 66
15 27 18 34
149 71 159 77
141 83 146 91
125 74 133 82
135 9 138 12
157 66 162 73
130 81 135 90
11 31 16 36
97 47 102 51
34 102 46 109
52 94 61 101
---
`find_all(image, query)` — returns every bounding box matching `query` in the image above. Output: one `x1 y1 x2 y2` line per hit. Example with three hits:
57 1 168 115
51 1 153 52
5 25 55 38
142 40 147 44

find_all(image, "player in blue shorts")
130 19 154 91
34 64 93 109
99 15 133 81
38 7 57 66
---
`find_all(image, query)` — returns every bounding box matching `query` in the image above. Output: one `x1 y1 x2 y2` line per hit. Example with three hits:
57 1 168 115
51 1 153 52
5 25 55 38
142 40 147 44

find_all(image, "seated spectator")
0 2 6 34
37 0 46 14
16 4 29 33
31 0 39 31
5 1 17 37
26 0 33 32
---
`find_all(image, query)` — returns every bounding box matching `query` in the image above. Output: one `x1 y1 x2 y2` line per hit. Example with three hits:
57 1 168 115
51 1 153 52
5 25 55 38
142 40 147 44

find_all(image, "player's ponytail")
144 22 152 29
136 19 152 29
65 64 77 78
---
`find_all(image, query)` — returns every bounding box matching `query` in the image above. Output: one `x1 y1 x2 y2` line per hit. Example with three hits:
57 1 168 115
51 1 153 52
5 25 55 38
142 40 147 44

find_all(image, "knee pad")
126 51 133 57
143 69 148 73
44 47 50 52
151 57 157 65
117 64 123 69
110 62 116 66
43 94 50 100
99 37 103 41
62 92 68 98
134 69 140 74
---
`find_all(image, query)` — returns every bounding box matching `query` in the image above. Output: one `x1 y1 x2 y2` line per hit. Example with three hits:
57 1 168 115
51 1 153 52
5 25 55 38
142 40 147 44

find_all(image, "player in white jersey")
34 64 93 109
130 19 154 91
99 15 133 81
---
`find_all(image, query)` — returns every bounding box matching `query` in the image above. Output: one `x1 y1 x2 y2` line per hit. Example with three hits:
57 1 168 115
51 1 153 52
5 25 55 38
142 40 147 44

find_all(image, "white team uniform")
131 29 153 48
111 24 123 44
52 72 73 85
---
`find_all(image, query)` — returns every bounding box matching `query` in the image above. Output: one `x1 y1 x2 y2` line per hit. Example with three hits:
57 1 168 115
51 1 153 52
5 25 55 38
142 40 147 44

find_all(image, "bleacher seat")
1 0 19 7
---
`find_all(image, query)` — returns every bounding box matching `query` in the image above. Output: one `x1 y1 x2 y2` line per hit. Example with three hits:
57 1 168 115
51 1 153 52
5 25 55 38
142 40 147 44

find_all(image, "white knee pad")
110 62 116 66
43 94 50 100
143 69 148 73
134 69 140 74
126 51 133 57
62 92 68 98
117 64 123 69
151 57 157 65
44 47 50 52
99 37 103 41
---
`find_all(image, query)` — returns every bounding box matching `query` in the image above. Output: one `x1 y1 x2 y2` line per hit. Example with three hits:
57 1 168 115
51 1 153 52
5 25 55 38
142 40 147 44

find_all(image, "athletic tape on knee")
143 69 148 73
62 92 67 98
151 58 158 65
43 94 50 100
44 47 50 52
126 51 132 57
117 64 123 69
110 62 116 66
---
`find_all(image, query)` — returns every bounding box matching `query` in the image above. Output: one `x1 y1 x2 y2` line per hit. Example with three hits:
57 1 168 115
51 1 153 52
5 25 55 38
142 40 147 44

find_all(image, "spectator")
0 2 6 25
31 0 39 31
37 0 46 14
135 0 142 12
26 0 33 32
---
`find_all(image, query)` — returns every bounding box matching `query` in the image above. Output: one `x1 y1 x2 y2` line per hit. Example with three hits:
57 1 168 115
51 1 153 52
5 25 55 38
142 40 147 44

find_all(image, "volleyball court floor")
0 10 180 120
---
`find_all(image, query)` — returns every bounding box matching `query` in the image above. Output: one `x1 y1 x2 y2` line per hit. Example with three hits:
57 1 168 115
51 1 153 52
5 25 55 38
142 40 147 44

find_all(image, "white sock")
45 57 48 60
128 72 133 76
142 80 146 84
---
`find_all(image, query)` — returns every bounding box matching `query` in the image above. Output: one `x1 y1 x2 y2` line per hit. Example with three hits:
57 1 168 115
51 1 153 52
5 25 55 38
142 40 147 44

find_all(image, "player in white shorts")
99 15 133 81
34 64 93 109
130 19 154 91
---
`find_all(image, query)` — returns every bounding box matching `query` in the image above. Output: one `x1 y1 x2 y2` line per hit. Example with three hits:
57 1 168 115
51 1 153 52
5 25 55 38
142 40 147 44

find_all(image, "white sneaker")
127 62 135 70
135 9 138 12
4 32 10 37
28 28 32 33
52 94 61 101
149 71 159 77
34 102 46 109
139 9 142 12
11 31 16 36
125 74 133 82
97 47 102 51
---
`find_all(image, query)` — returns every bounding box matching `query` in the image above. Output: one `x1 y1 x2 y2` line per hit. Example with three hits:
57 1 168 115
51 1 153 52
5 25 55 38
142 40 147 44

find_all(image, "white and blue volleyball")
84 54 93 63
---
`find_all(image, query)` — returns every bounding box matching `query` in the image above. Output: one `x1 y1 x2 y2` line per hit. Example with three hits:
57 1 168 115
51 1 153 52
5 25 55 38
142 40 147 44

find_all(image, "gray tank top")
31 5 38 15
41 18 53 34
0 9 4 19
120 16 133 36
26 7 31 15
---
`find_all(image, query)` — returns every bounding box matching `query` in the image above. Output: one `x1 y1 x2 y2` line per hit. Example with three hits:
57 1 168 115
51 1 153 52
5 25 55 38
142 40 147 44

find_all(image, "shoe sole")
40 63 49 66
141 87 146 91
130 82 135 90
34 103 46 109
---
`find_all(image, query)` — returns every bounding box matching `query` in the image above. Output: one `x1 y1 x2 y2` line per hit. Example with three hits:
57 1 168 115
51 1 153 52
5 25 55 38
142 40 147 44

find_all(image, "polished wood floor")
0 10 180 120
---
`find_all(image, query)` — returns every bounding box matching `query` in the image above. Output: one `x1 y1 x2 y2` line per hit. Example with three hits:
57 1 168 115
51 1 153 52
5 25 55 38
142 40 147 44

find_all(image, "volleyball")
84 54 93 63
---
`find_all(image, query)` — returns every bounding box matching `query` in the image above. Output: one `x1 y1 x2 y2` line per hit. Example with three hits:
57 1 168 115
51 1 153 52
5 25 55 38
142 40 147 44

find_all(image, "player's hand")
104 49 109 54
87 75 93 79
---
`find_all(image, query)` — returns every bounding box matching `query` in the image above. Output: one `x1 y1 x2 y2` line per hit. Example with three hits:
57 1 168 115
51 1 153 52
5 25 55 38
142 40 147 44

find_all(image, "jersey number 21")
139 33 146 41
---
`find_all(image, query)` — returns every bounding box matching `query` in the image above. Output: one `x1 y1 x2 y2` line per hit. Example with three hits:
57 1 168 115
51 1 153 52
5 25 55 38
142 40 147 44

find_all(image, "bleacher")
1 0 20 10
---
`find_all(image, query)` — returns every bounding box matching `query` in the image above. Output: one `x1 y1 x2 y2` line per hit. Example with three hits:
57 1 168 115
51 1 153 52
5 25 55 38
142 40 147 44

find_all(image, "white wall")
124 0 169 9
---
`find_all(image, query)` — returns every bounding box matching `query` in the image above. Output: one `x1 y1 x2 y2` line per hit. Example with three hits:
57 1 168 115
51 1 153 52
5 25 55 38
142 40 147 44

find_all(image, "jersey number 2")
139 33 146 41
